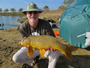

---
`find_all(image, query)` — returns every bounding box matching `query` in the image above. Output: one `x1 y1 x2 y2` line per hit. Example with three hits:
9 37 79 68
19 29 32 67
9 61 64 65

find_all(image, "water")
0 16 23 29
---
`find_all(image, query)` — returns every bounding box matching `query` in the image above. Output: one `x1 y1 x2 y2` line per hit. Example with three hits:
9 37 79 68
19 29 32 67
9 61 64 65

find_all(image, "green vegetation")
0 12 25 16
64 0 75 6
43 6 49 11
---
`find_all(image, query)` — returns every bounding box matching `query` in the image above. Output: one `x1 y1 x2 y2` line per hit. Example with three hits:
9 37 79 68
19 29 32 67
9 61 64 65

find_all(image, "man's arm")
19 25 28 39
45 22 55 37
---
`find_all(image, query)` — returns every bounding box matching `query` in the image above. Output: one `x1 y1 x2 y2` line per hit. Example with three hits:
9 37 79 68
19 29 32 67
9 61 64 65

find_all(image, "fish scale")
19 35 79 61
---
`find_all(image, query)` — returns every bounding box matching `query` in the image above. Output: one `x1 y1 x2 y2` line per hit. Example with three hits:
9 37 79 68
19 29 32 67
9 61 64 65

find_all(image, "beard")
28 16 38 23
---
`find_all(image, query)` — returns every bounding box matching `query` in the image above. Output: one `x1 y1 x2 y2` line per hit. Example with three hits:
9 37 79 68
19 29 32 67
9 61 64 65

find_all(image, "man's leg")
12 47 40 64
44 50 60 68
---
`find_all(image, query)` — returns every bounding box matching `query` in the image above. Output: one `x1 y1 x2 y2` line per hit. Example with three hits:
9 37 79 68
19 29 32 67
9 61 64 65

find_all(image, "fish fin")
40 49 46 57
28 46 34 57
33 48 37 50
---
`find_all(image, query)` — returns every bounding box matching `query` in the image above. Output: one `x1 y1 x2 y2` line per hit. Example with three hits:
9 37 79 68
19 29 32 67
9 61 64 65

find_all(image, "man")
12 2 60 68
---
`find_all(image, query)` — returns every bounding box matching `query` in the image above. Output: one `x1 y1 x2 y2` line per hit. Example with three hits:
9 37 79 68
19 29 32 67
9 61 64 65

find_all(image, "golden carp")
19 35 78 61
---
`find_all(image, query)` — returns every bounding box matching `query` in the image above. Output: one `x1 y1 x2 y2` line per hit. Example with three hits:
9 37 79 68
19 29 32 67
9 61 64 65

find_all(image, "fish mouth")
18 42 21 46
18 42 25 46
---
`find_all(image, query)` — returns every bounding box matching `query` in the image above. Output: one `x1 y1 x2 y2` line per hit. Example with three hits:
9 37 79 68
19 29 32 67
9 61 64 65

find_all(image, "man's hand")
45 48 56 51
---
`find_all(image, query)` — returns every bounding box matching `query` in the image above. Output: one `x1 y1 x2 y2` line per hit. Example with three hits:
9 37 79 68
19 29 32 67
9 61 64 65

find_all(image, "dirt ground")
0 26 90 68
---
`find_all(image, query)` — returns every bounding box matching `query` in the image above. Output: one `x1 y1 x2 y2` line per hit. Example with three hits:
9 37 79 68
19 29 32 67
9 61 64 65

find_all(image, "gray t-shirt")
19 19 55 39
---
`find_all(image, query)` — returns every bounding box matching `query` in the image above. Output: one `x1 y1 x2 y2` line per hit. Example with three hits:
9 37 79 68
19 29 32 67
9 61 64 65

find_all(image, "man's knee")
12 54 21 63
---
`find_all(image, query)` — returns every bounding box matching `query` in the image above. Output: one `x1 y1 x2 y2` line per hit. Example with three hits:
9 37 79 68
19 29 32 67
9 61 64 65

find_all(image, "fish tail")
67 45 79 52
63 45 79 61
58 44 78 61
63 49 72 61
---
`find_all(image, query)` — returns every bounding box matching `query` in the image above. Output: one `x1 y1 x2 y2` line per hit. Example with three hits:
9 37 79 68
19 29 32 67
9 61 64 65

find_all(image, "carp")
18 35 78 61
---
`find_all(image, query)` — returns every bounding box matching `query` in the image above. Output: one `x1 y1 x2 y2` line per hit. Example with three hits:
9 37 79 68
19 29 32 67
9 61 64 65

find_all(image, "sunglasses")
27 11 38 14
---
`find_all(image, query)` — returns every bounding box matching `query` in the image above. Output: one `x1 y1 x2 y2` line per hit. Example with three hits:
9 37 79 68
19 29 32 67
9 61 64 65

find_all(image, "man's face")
26 11 39 23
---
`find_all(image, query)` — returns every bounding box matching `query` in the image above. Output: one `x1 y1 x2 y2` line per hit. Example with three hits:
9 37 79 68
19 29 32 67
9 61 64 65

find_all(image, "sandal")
30 55 40 66
22 64 33 68
22 55 40 68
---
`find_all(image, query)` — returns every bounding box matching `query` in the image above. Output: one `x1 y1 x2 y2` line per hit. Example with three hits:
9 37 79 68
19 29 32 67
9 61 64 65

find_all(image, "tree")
64 0 75 6
58 5 67 10
19 8 23 12
10 8 16 12
4 8 9 12
43 6 49 11
0 8 2 12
